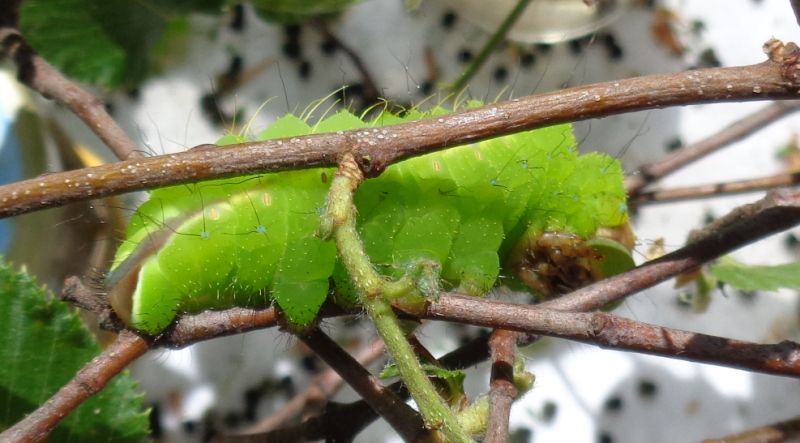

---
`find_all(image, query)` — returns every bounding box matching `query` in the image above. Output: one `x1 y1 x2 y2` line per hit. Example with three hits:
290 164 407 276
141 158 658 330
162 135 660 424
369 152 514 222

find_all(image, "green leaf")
0 259 148 441
19 0 224 89
710 257 800 292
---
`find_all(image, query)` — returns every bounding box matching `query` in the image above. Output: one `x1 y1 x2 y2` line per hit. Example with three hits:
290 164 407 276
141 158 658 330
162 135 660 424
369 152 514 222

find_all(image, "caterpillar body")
108 108 629 334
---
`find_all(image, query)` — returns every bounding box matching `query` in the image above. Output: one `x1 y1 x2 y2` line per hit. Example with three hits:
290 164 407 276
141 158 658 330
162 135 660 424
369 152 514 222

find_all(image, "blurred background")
2 1 800 442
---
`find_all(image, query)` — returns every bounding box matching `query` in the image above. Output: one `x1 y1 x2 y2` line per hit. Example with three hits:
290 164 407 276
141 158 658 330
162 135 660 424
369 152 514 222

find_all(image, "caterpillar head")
509 222 635 298
106 226 183 334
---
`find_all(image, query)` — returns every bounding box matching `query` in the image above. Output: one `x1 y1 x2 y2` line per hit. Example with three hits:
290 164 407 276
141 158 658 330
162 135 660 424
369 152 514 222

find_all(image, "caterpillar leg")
382 258 442 313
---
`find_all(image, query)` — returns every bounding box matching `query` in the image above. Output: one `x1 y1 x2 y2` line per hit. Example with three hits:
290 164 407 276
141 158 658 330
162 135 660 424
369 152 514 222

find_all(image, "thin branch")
485 329 518 443
449 0 533 93
0 330 150 443
162 305 284 348
297 327 432 442
2 56 800 218
702 415 800 443
630 171 800 205
427 295 800 377
253 334 492 442
59 275 291 348
240 339 386 435
626 101 800 196
0 5 139 161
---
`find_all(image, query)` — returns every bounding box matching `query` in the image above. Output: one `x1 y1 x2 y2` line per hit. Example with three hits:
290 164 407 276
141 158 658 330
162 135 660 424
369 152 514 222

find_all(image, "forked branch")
298 328 431 442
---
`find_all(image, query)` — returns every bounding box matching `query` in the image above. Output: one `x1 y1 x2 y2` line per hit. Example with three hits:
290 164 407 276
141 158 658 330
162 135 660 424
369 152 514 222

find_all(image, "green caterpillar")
108 107 629 334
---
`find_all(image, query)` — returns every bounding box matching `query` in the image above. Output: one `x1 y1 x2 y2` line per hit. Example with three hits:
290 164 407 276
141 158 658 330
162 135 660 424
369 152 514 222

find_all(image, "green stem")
365 297 471 442
323 154 474 443
448 0 533 94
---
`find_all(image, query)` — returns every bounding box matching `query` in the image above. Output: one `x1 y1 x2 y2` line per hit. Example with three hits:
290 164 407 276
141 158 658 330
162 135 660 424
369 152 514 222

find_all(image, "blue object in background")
0 105 24 253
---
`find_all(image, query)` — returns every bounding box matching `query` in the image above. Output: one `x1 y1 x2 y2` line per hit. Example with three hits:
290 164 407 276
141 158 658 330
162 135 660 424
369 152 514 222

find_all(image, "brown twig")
250 333 492 442
240 339 386 434
630 171 800 205
0 330 150 443
427 295 800 377
162 305 284 348
297 327 432 442
702 415 800 443
626 101 800 196
485 330 518 443
60 275 289 347
1 58 799 219
0 2 139 161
